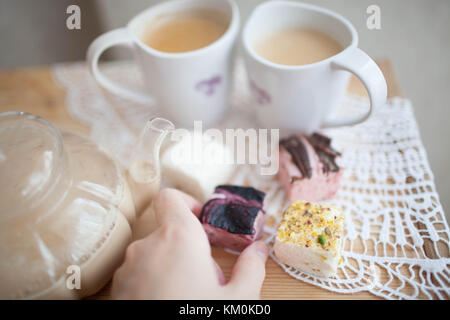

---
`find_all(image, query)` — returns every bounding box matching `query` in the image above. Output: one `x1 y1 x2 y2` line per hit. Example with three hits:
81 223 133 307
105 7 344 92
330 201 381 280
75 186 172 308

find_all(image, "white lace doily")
52 60 449 300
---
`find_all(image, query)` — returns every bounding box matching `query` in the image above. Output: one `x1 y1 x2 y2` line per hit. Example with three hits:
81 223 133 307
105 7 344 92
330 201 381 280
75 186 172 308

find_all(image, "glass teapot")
0 111 174 299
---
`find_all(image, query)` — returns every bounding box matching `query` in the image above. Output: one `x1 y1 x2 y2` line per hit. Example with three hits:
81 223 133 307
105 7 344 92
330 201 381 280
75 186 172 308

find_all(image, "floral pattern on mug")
250 80 271 105
196 75 222 96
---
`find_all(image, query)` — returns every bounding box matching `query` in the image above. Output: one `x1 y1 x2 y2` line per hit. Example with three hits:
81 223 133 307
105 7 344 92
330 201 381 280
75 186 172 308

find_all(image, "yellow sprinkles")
276 200 345 252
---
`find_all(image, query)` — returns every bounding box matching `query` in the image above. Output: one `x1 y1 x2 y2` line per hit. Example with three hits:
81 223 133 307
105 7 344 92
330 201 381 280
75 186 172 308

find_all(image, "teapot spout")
129 117 175 215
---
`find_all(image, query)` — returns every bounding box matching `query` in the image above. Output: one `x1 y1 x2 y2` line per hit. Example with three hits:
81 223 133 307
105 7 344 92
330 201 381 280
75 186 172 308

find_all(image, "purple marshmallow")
200 185 266 251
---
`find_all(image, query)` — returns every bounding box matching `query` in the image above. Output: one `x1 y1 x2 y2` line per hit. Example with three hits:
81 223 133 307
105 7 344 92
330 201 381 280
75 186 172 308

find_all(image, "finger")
175 190 203 218
153 188 202 227
212 258 226 286
226 241 269 298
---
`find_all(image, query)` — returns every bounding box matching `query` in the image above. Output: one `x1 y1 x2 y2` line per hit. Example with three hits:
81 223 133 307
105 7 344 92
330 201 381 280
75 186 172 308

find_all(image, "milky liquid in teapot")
0 112 136 299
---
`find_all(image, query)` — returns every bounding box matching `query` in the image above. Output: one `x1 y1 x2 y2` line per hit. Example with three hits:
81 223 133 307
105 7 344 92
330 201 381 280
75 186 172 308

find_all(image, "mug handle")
87 28 155 105
323 48 387 127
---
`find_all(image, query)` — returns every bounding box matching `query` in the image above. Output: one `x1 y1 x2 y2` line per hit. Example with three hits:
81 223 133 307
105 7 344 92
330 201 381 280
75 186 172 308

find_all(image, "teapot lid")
0 112 65 219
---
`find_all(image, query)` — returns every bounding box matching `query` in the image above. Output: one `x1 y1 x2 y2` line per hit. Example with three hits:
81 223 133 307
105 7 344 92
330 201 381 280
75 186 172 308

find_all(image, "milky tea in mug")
254 28 343 66
142 9 229 53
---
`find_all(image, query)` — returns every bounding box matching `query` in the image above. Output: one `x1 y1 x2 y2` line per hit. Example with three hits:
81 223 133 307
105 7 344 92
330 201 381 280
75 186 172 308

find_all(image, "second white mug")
243 1 387 133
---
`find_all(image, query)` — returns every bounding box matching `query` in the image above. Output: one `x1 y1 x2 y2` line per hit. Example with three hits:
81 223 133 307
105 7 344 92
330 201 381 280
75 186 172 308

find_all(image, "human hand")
111 188 269 299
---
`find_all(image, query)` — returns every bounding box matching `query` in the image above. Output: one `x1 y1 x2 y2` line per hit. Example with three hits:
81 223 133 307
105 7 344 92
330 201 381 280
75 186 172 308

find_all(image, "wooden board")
0 60 402 300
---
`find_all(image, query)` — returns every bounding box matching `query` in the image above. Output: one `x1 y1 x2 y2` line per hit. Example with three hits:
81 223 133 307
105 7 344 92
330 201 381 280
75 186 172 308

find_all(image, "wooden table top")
0 60 402 300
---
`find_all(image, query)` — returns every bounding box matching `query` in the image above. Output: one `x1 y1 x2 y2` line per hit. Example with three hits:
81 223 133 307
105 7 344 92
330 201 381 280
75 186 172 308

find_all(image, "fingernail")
254 241 269 260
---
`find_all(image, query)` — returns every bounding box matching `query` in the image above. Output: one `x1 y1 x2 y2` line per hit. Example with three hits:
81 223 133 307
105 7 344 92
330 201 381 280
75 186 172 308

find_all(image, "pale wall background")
0 0 449 220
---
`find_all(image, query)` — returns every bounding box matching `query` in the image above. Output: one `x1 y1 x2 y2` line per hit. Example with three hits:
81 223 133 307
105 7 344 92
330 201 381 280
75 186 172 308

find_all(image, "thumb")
227 241 269 299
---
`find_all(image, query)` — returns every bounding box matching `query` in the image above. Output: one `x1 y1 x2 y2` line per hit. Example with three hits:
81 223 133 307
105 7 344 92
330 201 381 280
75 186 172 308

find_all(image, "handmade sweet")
200 185 266 251
161 132 235 202
278 133 342 202
273 201 345 278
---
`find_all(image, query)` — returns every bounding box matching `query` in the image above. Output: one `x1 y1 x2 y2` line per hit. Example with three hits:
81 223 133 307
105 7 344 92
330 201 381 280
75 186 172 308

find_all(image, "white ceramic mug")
87 0 239 128
243 1 387 132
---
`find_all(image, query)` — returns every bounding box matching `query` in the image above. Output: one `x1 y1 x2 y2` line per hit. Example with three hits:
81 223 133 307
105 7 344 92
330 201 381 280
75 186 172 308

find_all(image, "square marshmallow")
274 201 345 278
161 132 235 202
